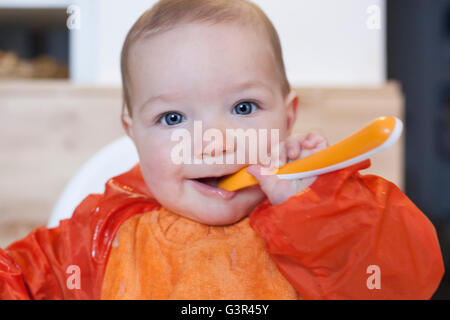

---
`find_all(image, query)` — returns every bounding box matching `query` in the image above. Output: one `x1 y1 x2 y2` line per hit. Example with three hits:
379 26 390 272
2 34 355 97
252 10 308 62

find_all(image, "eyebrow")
228 80 274 95
138 80 273 113
138 92 183 113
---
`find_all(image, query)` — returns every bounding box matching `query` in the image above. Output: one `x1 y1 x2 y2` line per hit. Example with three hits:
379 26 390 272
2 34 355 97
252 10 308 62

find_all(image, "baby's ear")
121 112 135 140
284 90 299 135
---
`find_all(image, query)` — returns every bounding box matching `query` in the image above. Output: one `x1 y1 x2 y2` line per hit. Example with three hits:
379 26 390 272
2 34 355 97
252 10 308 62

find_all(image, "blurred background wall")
67 0 386 85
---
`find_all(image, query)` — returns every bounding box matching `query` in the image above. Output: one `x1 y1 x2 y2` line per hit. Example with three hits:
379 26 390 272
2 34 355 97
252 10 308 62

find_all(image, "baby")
0 0 445 300
120 0 327 225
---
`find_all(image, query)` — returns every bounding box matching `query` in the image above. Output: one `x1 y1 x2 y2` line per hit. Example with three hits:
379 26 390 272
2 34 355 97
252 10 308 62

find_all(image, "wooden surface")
0 80 124 247
0 80 404 248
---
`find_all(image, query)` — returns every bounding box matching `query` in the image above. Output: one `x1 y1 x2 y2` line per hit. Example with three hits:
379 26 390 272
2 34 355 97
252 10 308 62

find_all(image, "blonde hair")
121 0 290 117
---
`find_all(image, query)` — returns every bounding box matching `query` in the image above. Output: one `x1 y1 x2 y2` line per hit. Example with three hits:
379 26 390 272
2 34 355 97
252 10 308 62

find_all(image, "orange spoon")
218 116 403 192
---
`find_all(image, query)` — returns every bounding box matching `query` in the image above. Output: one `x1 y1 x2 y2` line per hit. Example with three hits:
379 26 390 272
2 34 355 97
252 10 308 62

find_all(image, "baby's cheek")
143 153 179 184
140 144 186 197
138 135 174 169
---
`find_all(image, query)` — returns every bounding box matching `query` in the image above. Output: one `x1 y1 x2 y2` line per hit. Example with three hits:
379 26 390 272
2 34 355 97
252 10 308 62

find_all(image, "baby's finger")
285 135 303 160
247 165 297 205
246 165 279 196
303 132 327 149
316 139 328 150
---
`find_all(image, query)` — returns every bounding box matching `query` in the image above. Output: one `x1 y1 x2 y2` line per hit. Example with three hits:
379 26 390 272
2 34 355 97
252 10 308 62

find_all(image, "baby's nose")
193 121 236 161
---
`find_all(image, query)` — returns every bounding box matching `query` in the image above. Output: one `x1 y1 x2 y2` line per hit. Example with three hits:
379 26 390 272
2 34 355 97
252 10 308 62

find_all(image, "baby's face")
124 22 298 225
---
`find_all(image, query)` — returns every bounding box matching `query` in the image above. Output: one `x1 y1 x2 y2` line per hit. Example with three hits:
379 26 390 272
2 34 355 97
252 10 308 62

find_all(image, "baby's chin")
186 209 249 226
161 184 266 226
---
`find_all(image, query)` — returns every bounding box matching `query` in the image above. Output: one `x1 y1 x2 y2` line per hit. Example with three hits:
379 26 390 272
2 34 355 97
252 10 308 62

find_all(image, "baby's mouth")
189 175 235 200
194 177 221 188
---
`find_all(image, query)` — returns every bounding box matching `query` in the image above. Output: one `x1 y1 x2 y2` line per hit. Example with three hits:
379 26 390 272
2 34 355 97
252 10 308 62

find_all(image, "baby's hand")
247 132 328 205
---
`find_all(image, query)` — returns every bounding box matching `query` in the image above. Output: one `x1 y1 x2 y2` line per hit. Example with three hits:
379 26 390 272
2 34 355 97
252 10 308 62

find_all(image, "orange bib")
101 208 299 300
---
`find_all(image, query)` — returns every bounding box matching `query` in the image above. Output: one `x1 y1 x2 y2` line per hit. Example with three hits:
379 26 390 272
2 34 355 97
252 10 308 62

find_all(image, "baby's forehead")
131 21 273 57
128 24 281 103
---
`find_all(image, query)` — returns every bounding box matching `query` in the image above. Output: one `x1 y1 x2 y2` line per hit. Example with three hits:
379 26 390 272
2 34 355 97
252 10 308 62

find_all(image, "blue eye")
159 112 185 126
232 101 259 115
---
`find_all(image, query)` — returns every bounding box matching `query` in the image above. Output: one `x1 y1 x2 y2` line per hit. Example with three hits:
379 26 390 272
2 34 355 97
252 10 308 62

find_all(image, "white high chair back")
47 136 139 228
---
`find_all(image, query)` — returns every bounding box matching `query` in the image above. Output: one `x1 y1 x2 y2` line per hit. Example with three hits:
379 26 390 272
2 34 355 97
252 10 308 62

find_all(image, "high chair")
47 136 139 228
